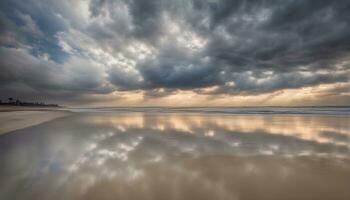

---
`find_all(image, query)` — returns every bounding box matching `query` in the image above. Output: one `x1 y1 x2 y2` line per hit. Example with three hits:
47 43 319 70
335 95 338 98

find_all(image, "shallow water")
0 112 350 200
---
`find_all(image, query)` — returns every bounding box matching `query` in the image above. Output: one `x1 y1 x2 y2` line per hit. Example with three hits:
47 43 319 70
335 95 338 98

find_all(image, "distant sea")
66 106 350 115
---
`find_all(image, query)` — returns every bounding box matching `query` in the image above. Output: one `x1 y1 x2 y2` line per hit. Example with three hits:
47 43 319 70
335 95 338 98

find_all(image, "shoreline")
0 106 71 135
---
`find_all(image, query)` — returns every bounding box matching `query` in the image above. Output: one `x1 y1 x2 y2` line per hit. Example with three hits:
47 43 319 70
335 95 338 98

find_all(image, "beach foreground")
0 110 349 200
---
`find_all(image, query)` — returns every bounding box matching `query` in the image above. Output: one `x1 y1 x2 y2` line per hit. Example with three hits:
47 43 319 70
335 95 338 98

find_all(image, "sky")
0 0 349 106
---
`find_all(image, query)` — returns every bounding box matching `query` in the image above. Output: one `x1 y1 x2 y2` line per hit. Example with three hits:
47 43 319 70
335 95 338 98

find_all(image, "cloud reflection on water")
0 113 350 200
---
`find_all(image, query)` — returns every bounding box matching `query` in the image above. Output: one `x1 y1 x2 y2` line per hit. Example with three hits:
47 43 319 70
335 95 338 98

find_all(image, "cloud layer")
0 0 349 105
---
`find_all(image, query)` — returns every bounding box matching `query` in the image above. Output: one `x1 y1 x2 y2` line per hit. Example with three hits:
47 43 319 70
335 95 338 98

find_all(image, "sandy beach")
0 106 70 135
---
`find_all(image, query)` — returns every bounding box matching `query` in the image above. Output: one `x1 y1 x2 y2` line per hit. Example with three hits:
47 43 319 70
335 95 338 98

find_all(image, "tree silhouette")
0 98 58 107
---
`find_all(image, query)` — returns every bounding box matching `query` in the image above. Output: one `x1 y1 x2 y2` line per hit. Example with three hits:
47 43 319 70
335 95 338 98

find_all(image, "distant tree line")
0 97 59 107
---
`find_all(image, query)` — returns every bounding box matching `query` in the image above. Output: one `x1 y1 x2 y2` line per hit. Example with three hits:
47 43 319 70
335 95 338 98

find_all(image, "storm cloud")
0 0 349 105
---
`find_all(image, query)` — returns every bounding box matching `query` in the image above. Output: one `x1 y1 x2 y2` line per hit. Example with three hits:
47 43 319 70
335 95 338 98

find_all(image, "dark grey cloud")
137 46 222 89
0 47 111 92
0 0 349 104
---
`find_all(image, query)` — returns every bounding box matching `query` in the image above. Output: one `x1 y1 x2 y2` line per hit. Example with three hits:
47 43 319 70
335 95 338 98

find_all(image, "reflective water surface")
1 112 350 200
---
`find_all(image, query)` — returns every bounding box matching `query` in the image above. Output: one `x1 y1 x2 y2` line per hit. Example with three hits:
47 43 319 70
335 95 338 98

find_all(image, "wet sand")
0 107 70 134
0 112 349 200
76 156 350 200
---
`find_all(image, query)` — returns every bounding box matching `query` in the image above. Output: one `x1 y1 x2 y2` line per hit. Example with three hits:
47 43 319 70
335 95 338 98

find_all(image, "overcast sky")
0 0 349 106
